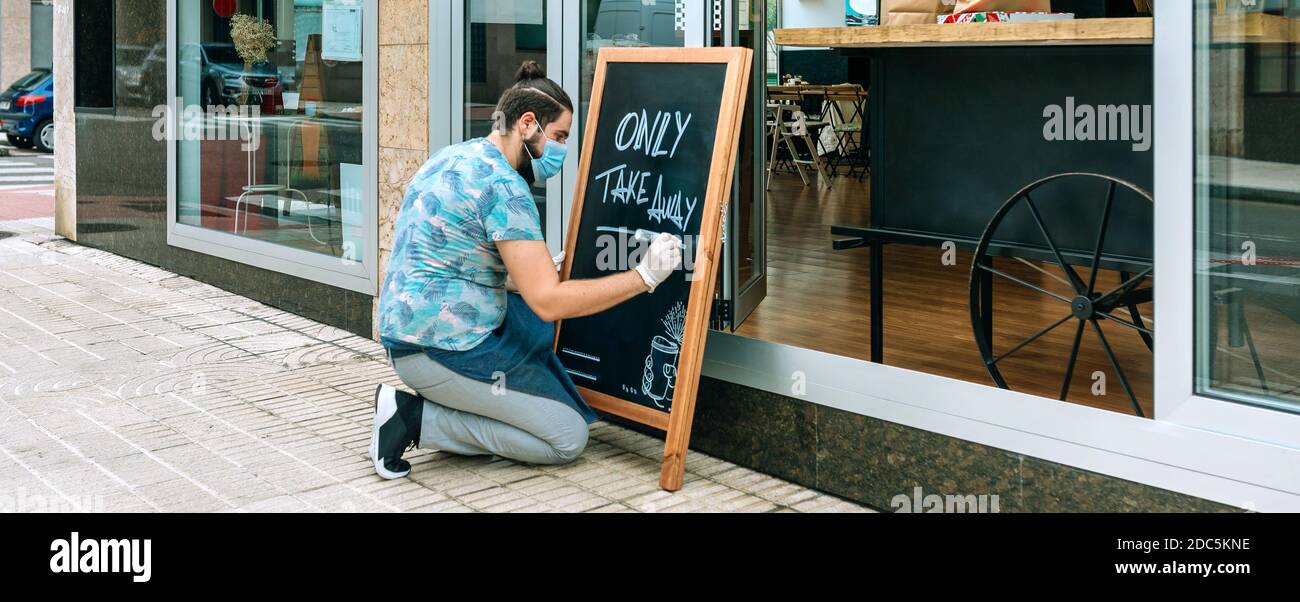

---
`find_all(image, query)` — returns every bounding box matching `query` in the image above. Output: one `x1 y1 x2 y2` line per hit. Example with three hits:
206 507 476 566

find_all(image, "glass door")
579 0 689 118
575 0 691 252
440 0 564 248
712 0 767 329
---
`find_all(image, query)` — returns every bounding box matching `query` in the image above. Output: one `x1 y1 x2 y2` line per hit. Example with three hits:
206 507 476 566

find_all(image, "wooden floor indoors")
735 171 1300 417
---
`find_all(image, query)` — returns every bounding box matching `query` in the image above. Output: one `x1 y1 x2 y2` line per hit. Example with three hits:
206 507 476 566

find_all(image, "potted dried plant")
229 13 278 105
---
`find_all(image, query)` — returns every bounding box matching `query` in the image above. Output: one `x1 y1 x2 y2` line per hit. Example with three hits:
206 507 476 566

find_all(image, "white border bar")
430 0 453 153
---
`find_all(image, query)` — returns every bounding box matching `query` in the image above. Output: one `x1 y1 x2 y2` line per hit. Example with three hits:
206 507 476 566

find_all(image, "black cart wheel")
1120 270 1154 351
969 173 1153 416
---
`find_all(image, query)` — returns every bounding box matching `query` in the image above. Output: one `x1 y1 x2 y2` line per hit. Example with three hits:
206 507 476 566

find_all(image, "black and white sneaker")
370 384 422 479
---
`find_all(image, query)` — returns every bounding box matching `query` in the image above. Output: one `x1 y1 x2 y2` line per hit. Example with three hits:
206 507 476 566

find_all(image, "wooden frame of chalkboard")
555 47 752 491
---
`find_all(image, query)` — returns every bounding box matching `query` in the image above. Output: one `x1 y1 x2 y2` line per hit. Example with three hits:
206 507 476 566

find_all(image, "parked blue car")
0 68 54 153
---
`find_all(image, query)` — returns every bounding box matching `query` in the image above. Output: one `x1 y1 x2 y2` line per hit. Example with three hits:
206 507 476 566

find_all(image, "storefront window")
176 0 367 263
743 4 1158 416
1195 1 1300 412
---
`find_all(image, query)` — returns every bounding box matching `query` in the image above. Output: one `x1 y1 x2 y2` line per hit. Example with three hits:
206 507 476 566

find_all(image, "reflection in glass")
176 0 366 261
581 0 686 124
1195 2 1300 411
465 0 548 231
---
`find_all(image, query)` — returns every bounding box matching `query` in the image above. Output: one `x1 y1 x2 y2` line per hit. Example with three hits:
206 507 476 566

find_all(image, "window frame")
1156 0 1300 441
163 0 380 296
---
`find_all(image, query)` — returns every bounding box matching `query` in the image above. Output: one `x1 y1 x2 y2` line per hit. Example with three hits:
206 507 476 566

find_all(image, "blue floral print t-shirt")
379 137 544 352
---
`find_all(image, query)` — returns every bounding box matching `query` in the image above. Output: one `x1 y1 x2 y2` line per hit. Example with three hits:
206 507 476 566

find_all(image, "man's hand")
634 232 684 293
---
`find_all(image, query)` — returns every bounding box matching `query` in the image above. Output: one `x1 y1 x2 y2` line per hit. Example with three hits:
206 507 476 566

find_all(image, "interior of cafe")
733 0 1300 418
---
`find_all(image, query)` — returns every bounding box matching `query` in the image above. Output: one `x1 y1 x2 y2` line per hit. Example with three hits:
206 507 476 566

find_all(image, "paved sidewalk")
0 218 869 513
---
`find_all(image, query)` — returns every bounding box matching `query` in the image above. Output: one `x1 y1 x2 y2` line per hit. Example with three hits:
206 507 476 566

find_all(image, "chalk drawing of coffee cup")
642 335 680 408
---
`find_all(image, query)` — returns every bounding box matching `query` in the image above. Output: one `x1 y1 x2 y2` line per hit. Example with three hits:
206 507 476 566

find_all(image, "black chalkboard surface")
558 61 724 411
555 47 751 491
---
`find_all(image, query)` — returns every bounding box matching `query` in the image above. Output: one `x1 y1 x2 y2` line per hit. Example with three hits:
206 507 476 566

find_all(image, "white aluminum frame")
431 0 454 155
1155 2 1300 454
165 0 380 296
559 0 580 254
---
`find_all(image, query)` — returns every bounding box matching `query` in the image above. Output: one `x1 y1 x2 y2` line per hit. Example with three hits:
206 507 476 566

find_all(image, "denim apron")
384 293 600 424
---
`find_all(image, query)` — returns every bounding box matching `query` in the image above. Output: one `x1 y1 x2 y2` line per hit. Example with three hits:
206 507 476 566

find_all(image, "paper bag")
881 0 955 25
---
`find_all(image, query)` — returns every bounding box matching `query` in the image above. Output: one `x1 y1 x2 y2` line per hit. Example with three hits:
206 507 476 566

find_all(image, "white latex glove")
634 232 683 293
506 250 565 292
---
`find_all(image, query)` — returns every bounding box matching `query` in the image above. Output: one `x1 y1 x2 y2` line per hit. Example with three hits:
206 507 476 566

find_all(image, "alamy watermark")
50 532 151 583
151 96 262 152
891 486 1001 513
1042 97 1152 152
0 487 104 513
592 230 701 281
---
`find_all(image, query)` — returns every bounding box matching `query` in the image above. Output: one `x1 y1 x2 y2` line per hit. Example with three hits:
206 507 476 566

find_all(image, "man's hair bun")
494 60 573 133
516 61 547 82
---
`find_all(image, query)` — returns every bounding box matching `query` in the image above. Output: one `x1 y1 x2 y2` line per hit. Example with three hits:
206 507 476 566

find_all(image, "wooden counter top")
774 14 1299 49
775 18 1152 48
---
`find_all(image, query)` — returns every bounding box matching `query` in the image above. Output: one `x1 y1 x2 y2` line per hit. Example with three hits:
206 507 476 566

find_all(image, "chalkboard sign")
556 47 752 491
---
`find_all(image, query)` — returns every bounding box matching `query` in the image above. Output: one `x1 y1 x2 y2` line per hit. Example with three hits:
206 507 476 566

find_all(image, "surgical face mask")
523 122 566 181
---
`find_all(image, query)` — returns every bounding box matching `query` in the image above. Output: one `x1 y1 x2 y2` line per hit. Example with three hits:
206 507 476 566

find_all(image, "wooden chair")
765 86 801 179
766 85 803 103
797 85 833 155
765 104 830 189
824 84 869 179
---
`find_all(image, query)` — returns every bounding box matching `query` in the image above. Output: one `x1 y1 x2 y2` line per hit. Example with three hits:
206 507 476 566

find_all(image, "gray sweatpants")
390 352 590 465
